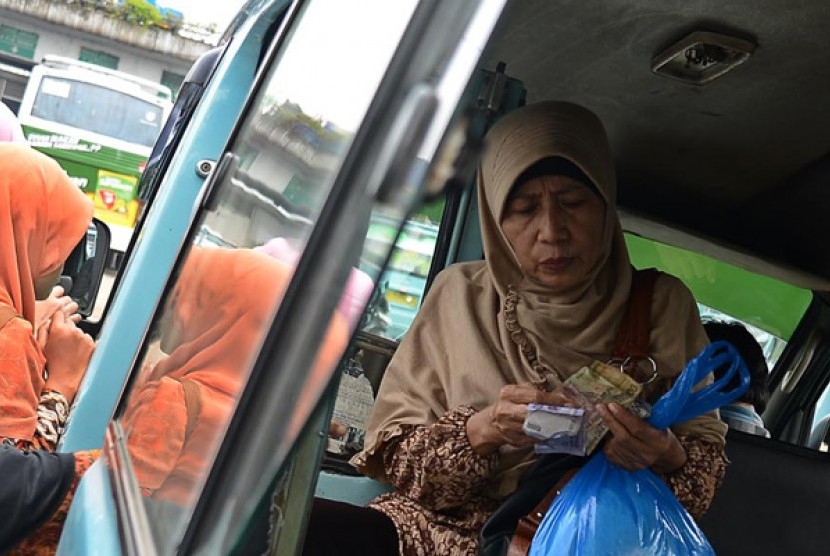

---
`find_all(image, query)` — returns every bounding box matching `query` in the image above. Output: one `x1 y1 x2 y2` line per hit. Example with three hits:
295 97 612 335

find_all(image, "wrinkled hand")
467 383 577 455
35 286 80 344
597 403 686 473
42 310 95 403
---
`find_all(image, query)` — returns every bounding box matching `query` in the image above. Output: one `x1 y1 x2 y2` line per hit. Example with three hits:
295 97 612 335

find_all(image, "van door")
59 1 293 452
59 0 508 554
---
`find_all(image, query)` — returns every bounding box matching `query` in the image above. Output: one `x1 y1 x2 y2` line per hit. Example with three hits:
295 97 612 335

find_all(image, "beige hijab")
354 102 726 500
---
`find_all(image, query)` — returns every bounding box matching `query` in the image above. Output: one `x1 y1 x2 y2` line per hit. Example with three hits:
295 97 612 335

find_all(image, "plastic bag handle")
649 341 751 430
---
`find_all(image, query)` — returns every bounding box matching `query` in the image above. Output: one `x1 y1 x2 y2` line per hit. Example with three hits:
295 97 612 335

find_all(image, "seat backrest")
699 430 830 555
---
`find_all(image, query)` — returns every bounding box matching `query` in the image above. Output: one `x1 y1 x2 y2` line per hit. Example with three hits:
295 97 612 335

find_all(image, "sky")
157 0 248 28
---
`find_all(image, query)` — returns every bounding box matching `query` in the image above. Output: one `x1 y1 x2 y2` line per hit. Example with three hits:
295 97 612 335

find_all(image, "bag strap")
180 379 203 439
611 268 660 360
507 468 579 556
0 305 20 332
506 269 659 556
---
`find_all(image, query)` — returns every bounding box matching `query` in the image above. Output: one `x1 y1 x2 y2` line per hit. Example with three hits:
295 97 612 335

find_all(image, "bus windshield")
32 77 164 148
20 59 172 245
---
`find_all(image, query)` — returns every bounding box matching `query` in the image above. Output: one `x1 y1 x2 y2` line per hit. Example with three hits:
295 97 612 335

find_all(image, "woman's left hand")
597 403 687 473
34 286 80 344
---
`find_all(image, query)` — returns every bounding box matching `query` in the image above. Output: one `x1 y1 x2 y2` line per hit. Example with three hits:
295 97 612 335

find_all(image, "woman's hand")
597 403 687 473
467 383 575 456
34 286 80 343
42 310 95 403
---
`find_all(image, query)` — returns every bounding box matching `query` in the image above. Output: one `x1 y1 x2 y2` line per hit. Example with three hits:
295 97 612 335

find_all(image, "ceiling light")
651 31 755 85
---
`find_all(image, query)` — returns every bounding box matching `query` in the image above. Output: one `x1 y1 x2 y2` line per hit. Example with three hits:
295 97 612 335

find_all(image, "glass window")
32 77 164 147
112 0 418 552
698 304 787 368
627 232 819 445
79 46 119 70
361 197 444 340
813 387 830 450
160 70 184 99
625 233 812 341
0 24 38 59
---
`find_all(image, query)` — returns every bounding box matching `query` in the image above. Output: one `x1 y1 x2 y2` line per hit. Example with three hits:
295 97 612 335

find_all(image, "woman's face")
501 175 606 291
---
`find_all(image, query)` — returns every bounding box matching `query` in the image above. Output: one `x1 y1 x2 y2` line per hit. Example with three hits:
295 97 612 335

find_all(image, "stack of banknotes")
523 361 650 455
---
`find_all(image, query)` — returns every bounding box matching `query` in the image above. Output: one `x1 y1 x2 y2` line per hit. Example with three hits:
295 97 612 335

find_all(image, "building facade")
0 0 212 112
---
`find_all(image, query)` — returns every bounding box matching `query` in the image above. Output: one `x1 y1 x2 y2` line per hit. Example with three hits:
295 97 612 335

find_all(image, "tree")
118 0 163 28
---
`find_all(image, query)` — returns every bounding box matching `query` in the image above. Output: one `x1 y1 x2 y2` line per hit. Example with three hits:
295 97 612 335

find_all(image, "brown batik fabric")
661 434 728 519
1 390 71 452
369 406 728 555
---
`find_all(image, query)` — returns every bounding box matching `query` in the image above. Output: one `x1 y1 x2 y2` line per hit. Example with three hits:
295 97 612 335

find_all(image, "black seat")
699 430 830 555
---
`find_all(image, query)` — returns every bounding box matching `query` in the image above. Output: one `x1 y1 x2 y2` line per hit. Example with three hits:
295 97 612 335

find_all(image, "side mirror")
61 219 111 318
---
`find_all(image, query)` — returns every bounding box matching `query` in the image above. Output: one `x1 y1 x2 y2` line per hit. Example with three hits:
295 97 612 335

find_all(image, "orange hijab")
0 144 92 439
146 247 292 391
126 246 348 504
0 143 92 324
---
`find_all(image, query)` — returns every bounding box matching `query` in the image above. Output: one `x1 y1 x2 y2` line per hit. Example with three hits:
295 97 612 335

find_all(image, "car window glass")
698 305 787 368
625 233 812 341
110 0 418 551
626 232 817 445
360 197 444 340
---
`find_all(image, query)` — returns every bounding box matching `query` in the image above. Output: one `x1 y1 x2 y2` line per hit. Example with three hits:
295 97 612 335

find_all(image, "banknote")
535 429 587 455
566 361 643 454
524 404 585 440
533 361 644 455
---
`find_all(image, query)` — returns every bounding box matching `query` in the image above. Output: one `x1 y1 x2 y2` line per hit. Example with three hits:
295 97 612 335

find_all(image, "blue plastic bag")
529 341 750 555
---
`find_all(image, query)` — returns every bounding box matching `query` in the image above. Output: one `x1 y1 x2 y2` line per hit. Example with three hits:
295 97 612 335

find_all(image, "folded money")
532 361 646 456
524 404 585 441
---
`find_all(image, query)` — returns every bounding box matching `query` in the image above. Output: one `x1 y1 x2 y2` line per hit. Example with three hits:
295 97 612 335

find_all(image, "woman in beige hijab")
307 102 727 556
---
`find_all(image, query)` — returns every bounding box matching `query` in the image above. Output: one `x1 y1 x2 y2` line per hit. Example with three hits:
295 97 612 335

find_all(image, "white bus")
18 55 173 252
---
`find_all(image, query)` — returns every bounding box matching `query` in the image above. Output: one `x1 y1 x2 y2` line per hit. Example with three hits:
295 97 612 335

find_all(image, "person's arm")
379 383 575 511
4 389 71 452
41 310 95 406
0 446 76 552
0 317 80 452
9 450 100 554
659 435 727 519
380 406 499 511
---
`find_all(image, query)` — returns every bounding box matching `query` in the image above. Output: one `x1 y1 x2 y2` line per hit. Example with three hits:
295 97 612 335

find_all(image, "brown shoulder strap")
611 268 660 360
0 305 19 332
506 270 662 556
180 379 203 439
508 468 579 556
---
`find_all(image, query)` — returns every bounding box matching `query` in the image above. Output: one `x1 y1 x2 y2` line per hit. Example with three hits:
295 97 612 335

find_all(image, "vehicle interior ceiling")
480 0 830 293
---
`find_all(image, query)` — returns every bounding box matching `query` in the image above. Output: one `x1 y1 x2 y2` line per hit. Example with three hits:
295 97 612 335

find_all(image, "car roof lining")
481 0 830 286
621 210 830 291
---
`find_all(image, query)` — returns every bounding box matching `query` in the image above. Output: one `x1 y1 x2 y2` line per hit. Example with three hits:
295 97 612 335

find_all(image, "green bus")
18 55 173 253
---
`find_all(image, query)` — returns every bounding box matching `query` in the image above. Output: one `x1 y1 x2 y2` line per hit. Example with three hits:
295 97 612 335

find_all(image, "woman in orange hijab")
124 246 348 510
0 143 100 555
0 143 96 451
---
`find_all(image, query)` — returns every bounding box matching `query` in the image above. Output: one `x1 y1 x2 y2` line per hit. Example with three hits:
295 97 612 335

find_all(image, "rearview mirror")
61 218 111 318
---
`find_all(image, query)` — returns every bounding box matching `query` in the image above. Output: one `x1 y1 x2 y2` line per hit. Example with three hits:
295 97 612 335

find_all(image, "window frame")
179 0 500 547
79 46 120 70
101 0 510 552
0 24 38 59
